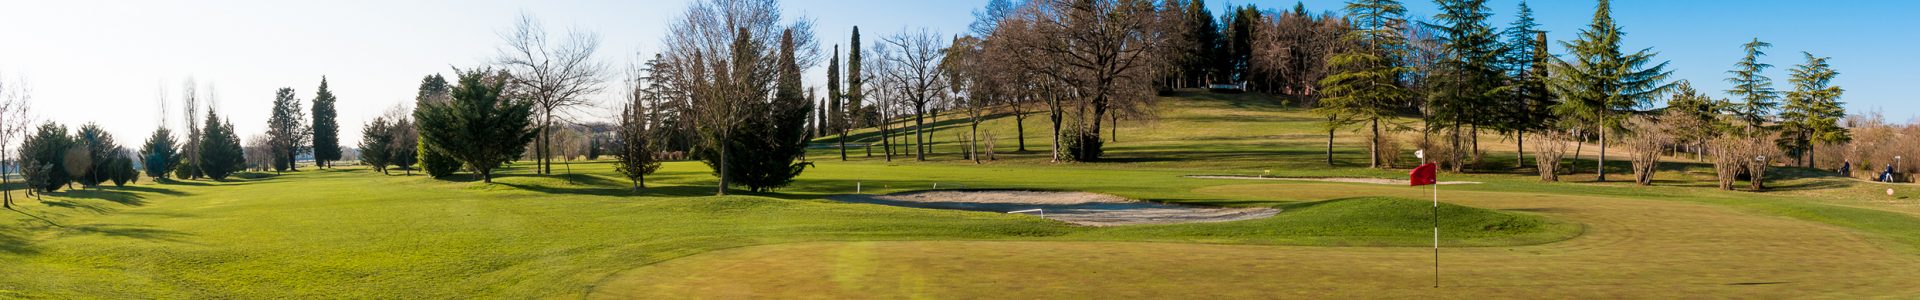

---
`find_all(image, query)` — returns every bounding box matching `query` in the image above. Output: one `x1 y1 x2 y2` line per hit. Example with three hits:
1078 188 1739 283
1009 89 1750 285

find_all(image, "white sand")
830 190 1278 227
1185 175 1481 185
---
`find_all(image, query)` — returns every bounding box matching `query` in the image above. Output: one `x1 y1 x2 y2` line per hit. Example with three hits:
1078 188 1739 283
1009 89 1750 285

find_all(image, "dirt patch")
829 191 1277 226
1185 175 1481 185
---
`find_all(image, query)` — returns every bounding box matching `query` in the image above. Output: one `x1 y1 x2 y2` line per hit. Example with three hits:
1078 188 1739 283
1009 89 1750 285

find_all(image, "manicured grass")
4 91 1920 298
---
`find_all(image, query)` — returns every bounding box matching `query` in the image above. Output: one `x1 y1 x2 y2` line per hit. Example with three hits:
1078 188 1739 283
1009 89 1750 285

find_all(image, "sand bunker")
1185 175 1481 185
829 191 1277 227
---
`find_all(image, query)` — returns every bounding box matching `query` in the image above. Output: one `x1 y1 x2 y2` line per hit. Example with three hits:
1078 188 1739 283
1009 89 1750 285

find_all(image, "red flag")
1410 163 1438 186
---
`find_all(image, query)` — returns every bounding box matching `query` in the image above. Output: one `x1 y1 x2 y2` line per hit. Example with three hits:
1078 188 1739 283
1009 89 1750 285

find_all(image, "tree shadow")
0 224 34 254
154 178 215 186
111 185 188 197
65 223 194 243
47 189 148 206
1767 178 1852 192
40 200 111 214
496 181 719 198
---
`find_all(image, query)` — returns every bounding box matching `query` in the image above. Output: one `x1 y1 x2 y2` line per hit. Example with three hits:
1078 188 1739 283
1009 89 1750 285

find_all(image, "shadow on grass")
0 223 33 254
48 189 148 206
66 223 194 243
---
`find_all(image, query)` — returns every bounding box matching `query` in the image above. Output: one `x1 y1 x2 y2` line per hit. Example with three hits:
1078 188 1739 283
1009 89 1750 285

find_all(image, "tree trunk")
1369 119 1380 169
1325 116 1335 166
1015 110 1028 152
1471 125 1480 163
915 105 925 161
1572 131 1584 175
1110 113 1118 142
1597 126 1608 182
717 138 729 195
838 128 847 161
1516 133 1526 168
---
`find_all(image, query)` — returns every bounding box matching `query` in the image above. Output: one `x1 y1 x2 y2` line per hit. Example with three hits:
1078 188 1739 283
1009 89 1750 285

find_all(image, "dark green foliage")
1726 38 1778 125
417 141 458 178
735 29 814 191
1183 0 1219 87
311 77 341 168
387 118 419 174
1547 0 1674 181
139 127 181 179
267 87 311 172
1425 0 1508 134
75 124 119 187
109 154 135 187
20 122 73 192
414 68 537 183
1060 128 1103 162
1777 52 1847 167
358 117 395 173
413 74 454 177
846 26 864 128
198 109 247 180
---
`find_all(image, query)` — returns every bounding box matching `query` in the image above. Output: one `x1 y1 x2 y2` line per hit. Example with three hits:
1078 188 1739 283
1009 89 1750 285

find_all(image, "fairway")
2 91 1918 298
590 183 1920 298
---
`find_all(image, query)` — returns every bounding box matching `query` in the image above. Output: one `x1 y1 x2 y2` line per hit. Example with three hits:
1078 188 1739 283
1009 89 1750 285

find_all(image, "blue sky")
0 0 1910 145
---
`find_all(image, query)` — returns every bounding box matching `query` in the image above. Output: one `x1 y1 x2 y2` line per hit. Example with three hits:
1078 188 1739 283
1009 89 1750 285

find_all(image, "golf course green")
3 92 1918 298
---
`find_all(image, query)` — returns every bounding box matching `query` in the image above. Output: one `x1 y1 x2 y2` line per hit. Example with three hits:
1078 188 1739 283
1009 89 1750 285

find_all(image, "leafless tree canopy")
496 12 609 174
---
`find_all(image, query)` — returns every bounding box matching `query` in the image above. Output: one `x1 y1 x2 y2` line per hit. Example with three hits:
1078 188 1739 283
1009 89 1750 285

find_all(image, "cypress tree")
1547 0 1674 181
846 27 864 131
739 29 814 191
311 77 341 169
828 46 847 161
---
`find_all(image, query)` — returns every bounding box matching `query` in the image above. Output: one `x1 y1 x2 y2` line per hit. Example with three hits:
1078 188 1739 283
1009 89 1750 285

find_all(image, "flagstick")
1433 181 1440 288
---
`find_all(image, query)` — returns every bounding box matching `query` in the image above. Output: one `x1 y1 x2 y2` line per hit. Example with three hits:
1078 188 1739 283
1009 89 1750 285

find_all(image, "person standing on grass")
1883 164 1896 182
1840 160 1851 177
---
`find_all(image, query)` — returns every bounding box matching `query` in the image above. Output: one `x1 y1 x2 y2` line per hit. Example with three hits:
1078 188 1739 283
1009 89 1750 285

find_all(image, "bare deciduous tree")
0 74 34 208
496 13 609 175
878 28 948 161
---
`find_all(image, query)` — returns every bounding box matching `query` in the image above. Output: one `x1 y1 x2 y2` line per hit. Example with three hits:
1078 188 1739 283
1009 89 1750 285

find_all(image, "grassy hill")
2 91 1919 298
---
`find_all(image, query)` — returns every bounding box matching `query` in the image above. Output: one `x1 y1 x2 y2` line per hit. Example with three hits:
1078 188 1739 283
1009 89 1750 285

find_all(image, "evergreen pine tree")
1315 0 1412 169
75 123 118 187
732 29 814 192
1726 38 1779 126
19 122 74 192
413 74 461 178
311 77 341 169
199 109 246 180
139 127 181 179
1779 52 1847 168
266 88 311 173
358 118 394 173
1426 0 1508 170
414 68 537 183
1547 0 1674 181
